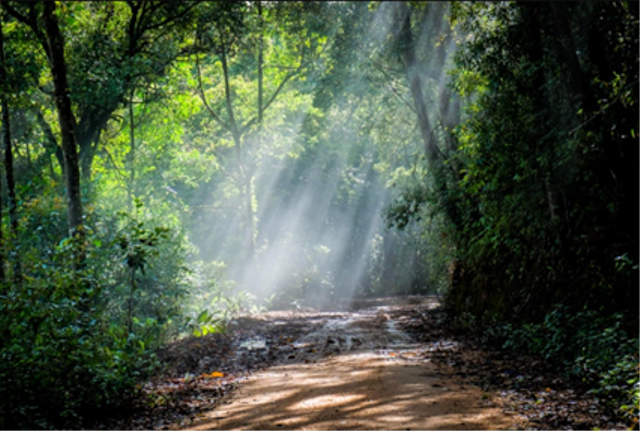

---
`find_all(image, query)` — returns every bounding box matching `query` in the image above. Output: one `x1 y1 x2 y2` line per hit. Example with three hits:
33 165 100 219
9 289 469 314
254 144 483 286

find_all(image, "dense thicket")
385 2 638 421
439 2 639 324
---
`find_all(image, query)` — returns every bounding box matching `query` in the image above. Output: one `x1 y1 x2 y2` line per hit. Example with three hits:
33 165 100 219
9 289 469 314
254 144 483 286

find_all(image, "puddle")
384 319 414 346
239 337 267 350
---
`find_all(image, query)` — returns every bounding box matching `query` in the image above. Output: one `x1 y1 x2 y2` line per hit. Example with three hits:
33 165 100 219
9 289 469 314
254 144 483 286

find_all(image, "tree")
0 13 19 280
3 1 199 179
42 1 83 237
435 2 638 321
193 1 329 262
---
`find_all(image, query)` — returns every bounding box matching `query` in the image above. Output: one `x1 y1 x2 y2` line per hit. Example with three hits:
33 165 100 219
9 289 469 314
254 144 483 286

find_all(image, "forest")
0 1 637 429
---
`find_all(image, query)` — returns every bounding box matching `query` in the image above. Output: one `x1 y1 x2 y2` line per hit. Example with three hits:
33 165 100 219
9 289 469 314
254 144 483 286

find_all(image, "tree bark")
396 2 440 166
42 2 83 238
0 15 20 281
221 50 256 259
127 89 135 212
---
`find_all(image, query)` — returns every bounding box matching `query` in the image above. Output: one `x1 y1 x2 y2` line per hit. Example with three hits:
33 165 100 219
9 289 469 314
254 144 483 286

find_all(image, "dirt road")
187 297 512 430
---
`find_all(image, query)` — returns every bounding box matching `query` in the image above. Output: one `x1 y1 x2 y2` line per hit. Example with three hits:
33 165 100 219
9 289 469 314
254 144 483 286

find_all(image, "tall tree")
194 1 328 260
42 1 83 237
0 13 19 280
394 2 439 165
3 1 198 179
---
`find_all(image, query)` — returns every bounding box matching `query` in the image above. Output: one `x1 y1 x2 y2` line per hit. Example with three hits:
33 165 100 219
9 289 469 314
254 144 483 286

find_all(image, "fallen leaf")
202 371 224 379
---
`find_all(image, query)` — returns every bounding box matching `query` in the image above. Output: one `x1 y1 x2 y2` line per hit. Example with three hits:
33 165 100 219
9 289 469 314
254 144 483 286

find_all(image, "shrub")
484 305 639 424
0 202 191 428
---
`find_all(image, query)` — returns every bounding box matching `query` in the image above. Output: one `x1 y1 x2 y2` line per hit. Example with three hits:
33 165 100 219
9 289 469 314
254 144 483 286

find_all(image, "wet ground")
95 295 625 430
187 296 509 430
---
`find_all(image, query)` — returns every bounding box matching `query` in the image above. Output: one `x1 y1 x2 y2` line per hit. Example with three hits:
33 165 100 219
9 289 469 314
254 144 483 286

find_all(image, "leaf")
197 309 211 324
202 371 224 379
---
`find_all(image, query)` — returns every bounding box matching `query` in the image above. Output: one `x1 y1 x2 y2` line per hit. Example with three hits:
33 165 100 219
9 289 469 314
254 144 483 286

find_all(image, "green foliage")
0 198 191 428
0 234 144 428
105 201 191 343
419 1 639 324
184 261 259 336
0 1 425 427
483 306 639 424
597 355 640 426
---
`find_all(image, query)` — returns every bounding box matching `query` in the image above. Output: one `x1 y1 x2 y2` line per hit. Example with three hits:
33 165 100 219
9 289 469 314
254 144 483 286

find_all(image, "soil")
185 296 512 430
95 295 624 430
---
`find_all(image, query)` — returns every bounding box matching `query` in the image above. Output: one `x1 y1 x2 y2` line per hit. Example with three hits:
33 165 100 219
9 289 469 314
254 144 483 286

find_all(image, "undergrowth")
471 305 640 427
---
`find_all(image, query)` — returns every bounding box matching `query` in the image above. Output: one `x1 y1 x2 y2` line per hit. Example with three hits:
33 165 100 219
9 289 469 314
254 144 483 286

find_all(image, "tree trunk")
221 51 256 259
127 90 135 212
0 16 20 281
396 2 440 166
77 107 112 180
550 3 587 107
35 109 65 173
258 1 263 126
42 2 83 238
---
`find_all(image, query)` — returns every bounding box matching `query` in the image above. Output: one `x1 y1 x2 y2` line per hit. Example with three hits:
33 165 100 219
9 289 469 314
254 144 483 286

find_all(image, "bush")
483 305 639 424
0 201 192 428
184 260 260 336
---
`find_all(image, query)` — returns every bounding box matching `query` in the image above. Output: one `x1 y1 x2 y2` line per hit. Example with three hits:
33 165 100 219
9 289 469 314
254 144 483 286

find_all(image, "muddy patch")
185 296 511 430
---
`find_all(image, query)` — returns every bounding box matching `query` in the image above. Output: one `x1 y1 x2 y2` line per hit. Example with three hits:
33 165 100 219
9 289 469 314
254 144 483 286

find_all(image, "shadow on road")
185 295 512 430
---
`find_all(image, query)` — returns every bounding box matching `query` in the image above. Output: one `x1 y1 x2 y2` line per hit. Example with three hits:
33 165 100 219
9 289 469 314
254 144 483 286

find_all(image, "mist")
187 1 458 308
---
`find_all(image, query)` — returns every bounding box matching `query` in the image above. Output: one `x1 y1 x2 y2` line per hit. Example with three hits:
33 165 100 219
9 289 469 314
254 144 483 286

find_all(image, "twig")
568 80 639 135
195 42 229 130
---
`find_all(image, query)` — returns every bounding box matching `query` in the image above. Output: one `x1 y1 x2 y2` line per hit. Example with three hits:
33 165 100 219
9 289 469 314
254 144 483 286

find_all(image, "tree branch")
239 67 300 135
103 146 128 183
568 80 639 135
1 3 31 27
370 57 416 113
2 3 47 56
139 2 201 33
195 45 228 130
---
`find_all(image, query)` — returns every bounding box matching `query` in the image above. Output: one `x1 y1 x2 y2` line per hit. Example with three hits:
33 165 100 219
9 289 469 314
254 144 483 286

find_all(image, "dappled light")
187 298 512 431
191 357 509 430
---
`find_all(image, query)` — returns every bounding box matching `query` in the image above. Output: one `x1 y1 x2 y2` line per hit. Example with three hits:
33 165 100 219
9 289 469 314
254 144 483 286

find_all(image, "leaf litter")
89 298 629 430
89 312 328 429
397 305 631 430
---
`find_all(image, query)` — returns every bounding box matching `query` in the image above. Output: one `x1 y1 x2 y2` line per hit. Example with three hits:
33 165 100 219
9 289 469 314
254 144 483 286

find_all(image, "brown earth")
185 297 515 430
94 295 622 430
